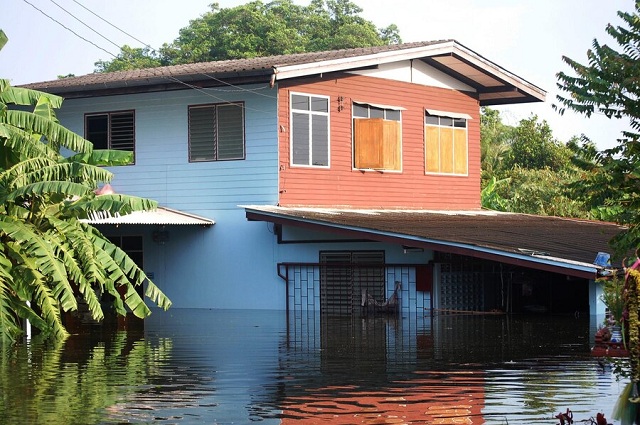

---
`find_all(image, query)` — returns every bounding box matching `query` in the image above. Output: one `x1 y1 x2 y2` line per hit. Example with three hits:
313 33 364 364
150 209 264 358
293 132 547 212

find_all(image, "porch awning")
84 206 214 226
244 205 625 279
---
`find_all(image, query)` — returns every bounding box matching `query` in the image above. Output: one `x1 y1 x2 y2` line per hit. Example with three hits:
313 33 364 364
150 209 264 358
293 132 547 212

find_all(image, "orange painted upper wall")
277 73 481 210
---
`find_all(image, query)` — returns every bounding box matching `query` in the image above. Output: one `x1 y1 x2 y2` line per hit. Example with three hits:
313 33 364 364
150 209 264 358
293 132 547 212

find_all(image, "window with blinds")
85 110 135 154
188 103 245 162
425 112 468 175
352 103 402 171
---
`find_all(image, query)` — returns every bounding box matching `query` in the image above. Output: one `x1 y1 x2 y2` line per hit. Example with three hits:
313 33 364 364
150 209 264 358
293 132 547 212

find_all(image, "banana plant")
0 30 171 341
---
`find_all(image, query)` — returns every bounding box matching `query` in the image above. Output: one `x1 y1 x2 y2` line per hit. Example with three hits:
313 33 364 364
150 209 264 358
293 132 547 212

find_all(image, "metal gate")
277 262 430 317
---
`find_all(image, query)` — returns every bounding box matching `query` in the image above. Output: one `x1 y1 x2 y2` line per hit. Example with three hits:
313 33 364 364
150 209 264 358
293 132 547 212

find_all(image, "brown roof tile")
22 41 448 93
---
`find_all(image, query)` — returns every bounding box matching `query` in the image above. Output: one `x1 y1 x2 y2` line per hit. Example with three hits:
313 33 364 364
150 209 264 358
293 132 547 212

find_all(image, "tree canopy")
479 108 588 218
94 0 401 73
555 1 640 256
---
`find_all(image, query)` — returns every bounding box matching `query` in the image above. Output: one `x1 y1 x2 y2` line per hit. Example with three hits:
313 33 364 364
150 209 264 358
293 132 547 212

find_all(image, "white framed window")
424 110 469 175
352 102 402 171
188 103 245 162
290 93 329 167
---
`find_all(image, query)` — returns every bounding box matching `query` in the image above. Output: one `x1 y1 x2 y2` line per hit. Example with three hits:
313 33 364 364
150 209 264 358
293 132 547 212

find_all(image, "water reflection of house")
24 41 621 322
280 373 485 425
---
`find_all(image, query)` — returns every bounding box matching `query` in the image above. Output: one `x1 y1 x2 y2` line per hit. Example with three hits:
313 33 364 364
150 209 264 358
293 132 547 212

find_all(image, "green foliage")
480 176 510 211
480 107 512 184
95 46 164 73
0 35 171 342
488 166 589 217
502 115 572 172
95 0 401 72
480 108 591 218
555 2 640 256
600 275 625 326
0 332 174 424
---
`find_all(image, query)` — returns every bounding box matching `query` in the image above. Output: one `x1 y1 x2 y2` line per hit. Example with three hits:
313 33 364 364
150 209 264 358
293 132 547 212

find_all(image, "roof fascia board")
273 42 458 80
273 41 545 102
245 208 598 279
448 43 546 101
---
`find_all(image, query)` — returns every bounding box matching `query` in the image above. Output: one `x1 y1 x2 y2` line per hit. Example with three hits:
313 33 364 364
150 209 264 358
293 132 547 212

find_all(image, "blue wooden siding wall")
55 84 433 310
56 86 290 309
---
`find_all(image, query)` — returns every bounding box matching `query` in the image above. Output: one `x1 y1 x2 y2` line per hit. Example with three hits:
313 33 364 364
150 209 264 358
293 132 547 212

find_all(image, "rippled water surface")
0 310 626 424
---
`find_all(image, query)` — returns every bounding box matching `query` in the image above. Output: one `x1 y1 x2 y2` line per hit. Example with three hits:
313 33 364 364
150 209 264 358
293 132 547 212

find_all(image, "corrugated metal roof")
244 206 625 278
84 206 214 226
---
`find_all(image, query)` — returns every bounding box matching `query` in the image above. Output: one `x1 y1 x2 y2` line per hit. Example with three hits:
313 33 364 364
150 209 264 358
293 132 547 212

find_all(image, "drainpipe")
270 69 277 88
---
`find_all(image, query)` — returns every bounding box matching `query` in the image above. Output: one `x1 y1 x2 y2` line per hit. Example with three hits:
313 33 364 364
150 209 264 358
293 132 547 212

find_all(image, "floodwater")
0 309 627 424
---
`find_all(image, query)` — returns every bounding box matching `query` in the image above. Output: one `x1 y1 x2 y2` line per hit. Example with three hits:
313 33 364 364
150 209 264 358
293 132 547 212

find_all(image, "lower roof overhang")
244 206 625 279
83 206 214 227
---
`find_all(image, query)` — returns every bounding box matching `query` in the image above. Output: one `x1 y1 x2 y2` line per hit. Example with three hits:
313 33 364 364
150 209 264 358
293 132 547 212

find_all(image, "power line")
21 0 117 58
48 0 122 51
202 73 276 99
164 76 273 114
24 0 275 112
68 1 276 100
70 0 151 50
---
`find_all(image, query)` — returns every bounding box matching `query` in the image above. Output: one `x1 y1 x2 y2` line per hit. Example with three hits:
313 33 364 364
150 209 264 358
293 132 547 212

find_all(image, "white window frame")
289 92 330 168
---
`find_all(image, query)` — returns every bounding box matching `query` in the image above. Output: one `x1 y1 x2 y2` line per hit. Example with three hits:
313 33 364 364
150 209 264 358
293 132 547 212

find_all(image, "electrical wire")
70 0 151 49
48 0 122 51
21 0 117 58
24 0 277 112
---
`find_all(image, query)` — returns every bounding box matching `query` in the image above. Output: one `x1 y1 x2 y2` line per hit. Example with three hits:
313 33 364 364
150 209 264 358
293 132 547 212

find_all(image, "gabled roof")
244 206 623 279
23 40 544 105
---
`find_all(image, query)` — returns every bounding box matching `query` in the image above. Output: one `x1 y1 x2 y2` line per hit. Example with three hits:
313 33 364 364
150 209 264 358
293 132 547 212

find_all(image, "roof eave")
273 40 545 105
244 207 599 279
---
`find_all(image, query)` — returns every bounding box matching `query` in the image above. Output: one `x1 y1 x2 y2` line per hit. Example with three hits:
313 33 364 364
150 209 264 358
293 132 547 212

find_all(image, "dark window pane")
425 115 439 125
312 115 328 166
86 114 109 150
441 117 453 127
311 96 328 112
370 106 384 118
353 104 368 118
121 235 143 251
454 118 467 128
386 110 401 121
291 94 309 111
292 112 310 165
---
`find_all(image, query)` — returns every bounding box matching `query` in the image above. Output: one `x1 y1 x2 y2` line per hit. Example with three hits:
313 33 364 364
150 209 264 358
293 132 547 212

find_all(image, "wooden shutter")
453 127 467 174
354 118 400 170
440 127 454 173
382 120 401 170
354 118 384 169
425 125 440 173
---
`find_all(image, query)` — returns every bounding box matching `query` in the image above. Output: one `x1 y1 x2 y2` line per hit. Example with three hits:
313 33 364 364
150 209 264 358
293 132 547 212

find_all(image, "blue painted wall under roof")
55 84 431 310
56 85 290 309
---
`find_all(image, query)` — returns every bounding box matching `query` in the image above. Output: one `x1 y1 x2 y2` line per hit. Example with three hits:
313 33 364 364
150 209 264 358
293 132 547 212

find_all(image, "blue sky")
1 0 634 149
